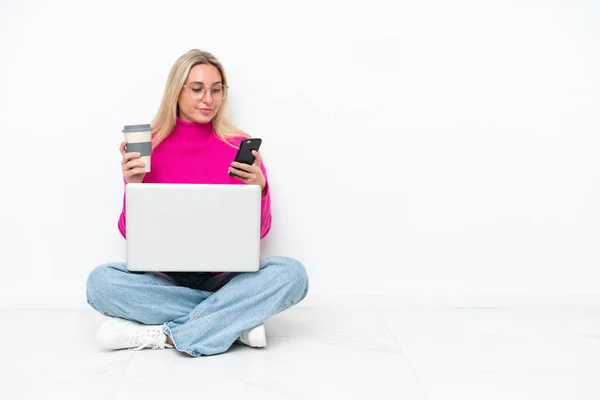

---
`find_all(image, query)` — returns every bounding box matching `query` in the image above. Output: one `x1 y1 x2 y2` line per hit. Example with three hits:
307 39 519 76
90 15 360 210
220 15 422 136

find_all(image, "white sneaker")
95 317 173 351
237 324 267 348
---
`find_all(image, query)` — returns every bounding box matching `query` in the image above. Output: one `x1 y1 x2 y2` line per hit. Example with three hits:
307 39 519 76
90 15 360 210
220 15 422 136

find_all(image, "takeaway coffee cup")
123 124 152 173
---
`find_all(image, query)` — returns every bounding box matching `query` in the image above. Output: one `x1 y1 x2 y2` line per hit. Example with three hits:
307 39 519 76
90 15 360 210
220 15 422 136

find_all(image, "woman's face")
178 64 224 124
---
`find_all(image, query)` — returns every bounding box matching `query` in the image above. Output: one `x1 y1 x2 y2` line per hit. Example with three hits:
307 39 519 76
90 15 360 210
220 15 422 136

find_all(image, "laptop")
125 183 261 272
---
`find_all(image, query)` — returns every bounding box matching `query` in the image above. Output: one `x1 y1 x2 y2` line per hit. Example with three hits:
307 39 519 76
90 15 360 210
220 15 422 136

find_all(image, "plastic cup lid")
123 124 152 133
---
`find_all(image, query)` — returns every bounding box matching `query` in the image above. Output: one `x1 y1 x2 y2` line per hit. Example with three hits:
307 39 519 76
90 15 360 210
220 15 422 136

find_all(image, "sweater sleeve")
117 178 127 239
259 161 272 239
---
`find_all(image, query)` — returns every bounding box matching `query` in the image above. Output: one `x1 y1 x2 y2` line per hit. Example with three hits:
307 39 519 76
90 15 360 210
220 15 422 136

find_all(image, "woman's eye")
191 88 204 93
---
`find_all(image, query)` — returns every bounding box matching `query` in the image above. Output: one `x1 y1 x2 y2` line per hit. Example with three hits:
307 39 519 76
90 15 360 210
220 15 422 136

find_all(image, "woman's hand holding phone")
229 150 266 194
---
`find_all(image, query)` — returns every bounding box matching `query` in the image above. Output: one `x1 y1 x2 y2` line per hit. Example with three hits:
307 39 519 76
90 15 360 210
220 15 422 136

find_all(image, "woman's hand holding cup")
120 140 146 184
121 124 152 184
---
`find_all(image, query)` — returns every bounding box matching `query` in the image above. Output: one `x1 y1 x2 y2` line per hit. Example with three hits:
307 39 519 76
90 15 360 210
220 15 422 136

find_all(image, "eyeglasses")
182 83 228 101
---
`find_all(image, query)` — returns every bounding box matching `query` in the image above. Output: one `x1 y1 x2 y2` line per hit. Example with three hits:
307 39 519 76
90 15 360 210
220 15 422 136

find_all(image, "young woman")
86 49 309 357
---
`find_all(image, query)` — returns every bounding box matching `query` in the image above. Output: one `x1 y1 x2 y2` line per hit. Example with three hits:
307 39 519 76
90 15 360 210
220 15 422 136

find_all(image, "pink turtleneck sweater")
118 117 272 241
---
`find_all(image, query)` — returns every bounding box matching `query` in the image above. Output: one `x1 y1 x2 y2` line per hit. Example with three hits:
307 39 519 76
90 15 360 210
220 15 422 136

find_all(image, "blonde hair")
151 49 249 149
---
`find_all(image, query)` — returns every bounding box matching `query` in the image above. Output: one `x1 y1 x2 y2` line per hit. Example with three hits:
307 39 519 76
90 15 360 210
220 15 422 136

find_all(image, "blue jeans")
86 256 309 357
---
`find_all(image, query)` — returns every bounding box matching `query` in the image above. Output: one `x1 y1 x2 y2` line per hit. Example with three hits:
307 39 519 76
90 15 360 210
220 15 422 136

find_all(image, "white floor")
1 301 600 399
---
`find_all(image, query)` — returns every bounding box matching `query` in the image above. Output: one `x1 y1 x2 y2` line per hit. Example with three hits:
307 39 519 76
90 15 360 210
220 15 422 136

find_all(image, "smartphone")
229 138 262 176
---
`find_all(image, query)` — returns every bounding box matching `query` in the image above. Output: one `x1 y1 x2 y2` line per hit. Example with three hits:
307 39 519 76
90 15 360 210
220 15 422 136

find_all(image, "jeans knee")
279 257 309 303
86 263 123 310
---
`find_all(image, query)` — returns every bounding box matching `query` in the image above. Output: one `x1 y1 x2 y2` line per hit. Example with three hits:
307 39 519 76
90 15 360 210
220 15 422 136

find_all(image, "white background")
0 0 599 307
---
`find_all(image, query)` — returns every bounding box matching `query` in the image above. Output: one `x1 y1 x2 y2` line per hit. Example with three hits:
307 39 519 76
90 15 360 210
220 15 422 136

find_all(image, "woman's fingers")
229 167 251 179
125 159 145 169
125 167 146 177
251 150 262 166
124 157 145 174
121 151 142 167
231 161 256 172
